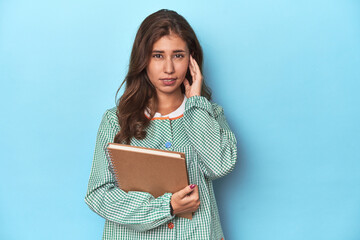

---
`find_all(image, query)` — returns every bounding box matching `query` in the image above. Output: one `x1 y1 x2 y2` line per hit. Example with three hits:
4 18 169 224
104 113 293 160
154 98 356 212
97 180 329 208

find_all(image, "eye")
175 54 184 58
152 54 162 58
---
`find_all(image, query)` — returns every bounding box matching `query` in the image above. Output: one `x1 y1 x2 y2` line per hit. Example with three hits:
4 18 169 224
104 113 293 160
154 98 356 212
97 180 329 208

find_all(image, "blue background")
1 0 359 239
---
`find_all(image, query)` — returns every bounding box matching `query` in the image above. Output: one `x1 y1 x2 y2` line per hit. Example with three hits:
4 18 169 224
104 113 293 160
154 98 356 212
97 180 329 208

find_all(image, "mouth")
160 78 177 81
160 78 177 85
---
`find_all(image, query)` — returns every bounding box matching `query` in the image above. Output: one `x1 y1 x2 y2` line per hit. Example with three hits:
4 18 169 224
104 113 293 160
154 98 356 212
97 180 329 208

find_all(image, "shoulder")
185 95 225 118
103 106 117 118
210 101 224 118
101 106 120 130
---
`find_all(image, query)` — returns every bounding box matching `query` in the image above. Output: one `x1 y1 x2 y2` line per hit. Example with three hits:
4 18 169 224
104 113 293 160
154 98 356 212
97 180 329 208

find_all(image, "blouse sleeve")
84 110 175 232
183 96 238 180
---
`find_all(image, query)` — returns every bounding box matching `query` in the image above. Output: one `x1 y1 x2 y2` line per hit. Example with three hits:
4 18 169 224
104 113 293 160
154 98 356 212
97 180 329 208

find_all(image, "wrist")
186 93 201 99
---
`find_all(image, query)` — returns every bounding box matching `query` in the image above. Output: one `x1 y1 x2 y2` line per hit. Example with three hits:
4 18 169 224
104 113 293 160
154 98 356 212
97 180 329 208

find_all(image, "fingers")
192 185 199 198
189 55 200 77
171 184 200 215
189 57 196 78
184 185 200 211
178 184 196 198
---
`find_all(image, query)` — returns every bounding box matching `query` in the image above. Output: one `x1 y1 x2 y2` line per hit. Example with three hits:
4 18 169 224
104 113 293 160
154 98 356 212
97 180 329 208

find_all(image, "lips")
160 78 177 86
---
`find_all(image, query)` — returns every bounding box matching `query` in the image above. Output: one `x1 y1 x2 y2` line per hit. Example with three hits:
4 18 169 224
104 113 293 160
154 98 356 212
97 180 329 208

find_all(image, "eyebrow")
152 50 186 53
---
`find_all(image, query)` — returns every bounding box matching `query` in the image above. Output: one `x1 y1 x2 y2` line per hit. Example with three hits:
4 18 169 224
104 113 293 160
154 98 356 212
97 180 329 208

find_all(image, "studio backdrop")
1 0 359 239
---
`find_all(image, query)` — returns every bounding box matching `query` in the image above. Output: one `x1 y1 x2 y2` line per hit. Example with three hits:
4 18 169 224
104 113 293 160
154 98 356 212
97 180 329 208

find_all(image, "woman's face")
146 33 190 97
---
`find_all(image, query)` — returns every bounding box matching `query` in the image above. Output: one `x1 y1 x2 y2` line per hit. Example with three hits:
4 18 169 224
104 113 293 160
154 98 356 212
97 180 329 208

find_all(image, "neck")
153 90 184 116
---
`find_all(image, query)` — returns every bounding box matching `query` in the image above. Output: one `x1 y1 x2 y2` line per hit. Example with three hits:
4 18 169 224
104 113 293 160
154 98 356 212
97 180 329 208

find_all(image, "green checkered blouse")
85 95 237 239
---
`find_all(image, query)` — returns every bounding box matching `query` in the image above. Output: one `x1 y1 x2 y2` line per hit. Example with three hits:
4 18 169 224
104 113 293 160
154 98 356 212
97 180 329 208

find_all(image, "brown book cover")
105 143 192 219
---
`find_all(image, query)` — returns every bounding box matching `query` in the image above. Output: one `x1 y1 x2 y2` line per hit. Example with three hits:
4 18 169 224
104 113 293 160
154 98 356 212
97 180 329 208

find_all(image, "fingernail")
190 184 196 189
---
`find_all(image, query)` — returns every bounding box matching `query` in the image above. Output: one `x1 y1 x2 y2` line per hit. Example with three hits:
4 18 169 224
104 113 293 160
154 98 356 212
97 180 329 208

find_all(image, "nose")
164 58 175 74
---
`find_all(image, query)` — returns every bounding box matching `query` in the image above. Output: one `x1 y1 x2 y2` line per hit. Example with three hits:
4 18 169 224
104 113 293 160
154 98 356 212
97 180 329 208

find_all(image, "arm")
183 96 238 180
84 110 174 232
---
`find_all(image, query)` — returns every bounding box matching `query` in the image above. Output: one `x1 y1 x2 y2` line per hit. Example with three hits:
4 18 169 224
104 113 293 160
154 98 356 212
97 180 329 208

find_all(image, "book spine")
104 143 120 189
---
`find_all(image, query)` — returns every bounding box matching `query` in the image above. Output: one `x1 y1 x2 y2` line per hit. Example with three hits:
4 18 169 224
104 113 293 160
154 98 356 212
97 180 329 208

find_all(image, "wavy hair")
114 9 212 144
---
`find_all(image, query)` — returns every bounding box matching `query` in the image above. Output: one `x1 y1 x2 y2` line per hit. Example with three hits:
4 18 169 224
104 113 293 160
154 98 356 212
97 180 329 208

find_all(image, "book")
105 142 192 219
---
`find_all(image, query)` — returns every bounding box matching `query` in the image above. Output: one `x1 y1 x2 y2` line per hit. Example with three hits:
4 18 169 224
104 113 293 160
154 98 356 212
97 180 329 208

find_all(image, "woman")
85 9 237 240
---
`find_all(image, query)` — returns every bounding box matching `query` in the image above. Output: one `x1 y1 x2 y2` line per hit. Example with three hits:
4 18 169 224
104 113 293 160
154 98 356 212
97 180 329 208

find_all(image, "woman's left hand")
183 55 203 98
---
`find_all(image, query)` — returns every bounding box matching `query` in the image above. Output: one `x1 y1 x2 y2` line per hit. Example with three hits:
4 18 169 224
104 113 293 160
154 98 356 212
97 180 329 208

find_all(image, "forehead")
152 34 188 51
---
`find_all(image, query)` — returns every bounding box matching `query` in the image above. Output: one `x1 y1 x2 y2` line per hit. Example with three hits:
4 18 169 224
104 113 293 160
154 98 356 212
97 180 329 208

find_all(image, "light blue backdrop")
1 0 359 239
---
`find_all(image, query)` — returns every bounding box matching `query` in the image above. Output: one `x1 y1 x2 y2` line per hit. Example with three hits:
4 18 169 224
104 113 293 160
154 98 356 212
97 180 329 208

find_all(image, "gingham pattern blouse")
85 95 237 240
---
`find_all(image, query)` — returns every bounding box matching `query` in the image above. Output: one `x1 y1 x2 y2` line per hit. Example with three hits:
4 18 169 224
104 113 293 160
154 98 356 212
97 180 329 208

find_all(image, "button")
168 222 174 229
165 142 172 148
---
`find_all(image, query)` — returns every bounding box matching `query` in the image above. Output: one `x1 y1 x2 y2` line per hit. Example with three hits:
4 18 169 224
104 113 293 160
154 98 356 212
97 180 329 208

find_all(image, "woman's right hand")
170 184 200 215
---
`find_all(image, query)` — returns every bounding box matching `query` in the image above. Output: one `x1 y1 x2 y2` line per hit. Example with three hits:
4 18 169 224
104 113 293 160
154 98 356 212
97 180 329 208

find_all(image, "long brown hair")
114 9 212 144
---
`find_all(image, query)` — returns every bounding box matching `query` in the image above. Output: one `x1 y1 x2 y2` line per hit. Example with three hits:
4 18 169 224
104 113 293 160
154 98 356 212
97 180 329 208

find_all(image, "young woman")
85 9 237 240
